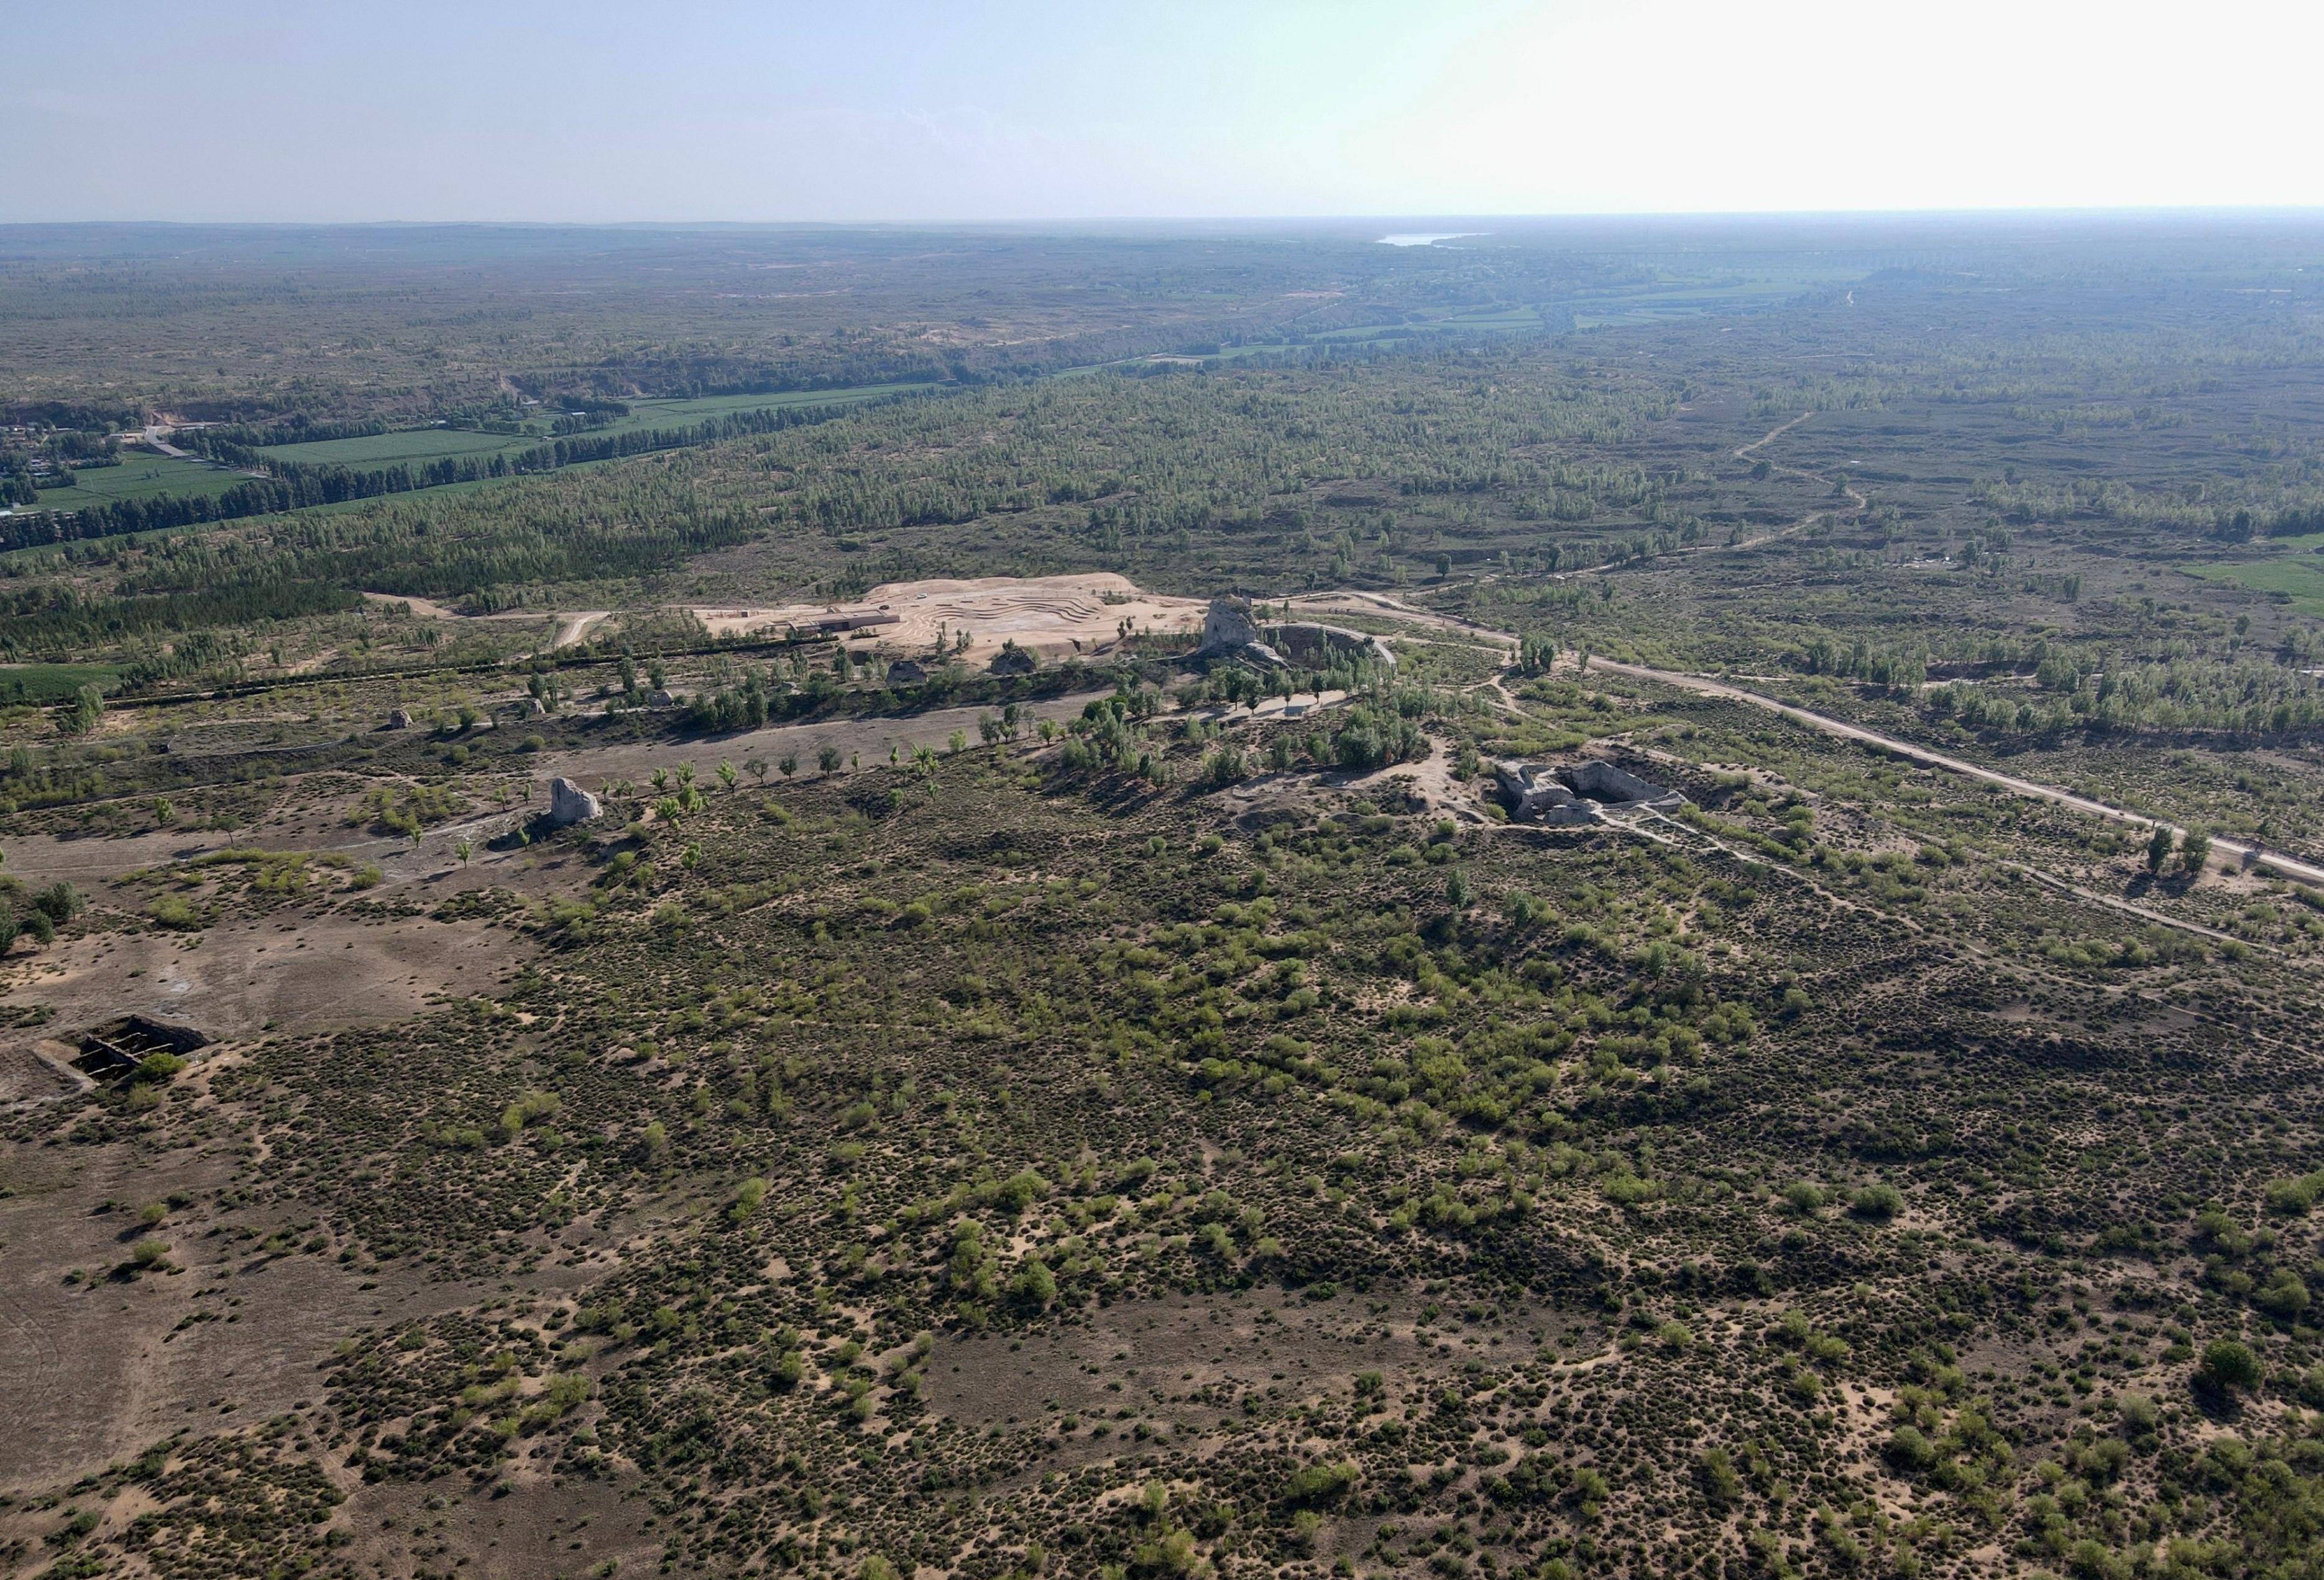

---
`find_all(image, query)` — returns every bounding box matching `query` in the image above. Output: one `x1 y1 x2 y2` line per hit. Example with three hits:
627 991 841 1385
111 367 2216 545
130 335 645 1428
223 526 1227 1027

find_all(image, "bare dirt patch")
0 1036 82 1107
1 910 531 1043
539 688 1111 791
0 1141 597 1495
924 1287 1510 1434
688 572 1208 663
334 1474 656 1580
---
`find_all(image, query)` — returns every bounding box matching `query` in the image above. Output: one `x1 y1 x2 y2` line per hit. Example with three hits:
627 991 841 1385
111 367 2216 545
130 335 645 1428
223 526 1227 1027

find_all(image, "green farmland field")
595 384 924 435
29 452 250 510
257 426 525 467
255 384 927 469
2190 534 2324 615
0 660 122 704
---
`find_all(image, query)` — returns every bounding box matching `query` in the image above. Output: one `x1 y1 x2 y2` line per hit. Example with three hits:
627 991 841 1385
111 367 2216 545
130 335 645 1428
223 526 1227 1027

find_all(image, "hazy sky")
5 0 2318 223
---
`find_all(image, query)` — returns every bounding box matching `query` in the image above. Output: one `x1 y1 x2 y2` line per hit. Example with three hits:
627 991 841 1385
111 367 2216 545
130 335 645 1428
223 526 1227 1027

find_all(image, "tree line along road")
1582 655 2324 891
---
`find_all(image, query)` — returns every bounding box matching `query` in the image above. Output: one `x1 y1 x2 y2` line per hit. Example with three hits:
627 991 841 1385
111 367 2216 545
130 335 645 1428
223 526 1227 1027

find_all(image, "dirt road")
1586 658 2324 889
553 611 610 649
361 593 605 654
138 425 195 459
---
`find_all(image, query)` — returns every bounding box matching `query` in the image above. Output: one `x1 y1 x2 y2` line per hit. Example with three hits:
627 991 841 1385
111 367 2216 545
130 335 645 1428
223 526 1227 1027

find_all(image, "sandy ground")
361 590 471 622
1285 589 1517 653
1 910 530 1044
535 687 1117 792
925 1286 1460 1432
359 593 607 650
0 1138 610 1494
687 572 1208 663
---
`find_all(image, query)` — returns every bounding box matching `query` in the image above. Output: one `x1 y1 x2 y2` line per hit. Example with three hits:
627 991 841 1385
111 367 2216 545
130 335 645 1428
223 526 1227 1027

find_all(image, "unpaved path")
361 593 603 653
1285 590 1517 652
1728 411 1869 541
1995 861 2261 949
1187 688 1349 727
1733 413 1812 461
138 424 195 459
0 687 1224 893
535 688 1118 797
1297 590 2320 892
1586 658 2324 889
1407 410 1867 600
553 610 610 649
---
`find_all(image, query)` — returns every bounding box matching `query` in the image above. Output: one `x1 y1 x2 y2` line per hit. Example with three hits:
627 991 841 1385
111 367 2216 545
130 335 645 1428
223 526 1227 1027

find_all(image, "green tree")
1009 1257 1058 1308
2200 1338 2262 1393
2178 828 2212 876
1700 1446 1743 1506
2144 824 2174 873
729 1177 769 1224
32 882 82 925
63 682 103 736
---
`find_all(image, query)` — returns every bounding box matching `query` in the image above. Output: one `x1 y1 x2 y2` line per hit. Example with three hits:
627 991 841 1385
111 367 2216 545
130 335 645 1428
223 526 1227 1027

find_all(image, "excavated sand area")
2 910 530 1045
688 573 1208 663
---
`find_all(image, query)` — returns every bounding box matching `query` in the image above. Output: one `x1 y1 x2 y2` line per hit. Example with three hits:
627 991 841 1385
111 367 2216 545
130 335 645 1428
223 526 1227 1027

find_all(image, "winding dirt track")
1583 658 2324 889
1315 417 2309 888
1216 587 2322 889
552 610 610 650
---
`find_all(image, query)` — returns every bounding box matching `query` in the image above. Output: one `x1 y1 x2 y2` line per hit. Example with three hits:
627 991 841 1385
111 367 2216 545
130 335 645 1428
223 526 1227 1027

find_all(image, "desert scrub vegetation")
63 715 2300 1579
347 781 468 836
13 224 2324 1580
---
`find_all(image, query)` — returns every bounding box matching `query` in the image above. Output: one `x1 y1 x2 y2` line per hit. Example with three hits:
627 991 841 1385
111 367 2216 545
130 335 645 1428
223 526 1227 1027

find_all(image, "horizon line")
6 204 2324 233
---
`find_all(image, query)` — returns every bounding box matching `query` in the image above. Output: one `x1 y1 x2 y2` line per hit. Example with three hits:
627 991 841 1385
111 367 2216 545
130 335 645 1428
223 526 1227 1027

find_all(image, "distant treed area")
7 220 2322 734
0 218 1844 561
0 221 1669 419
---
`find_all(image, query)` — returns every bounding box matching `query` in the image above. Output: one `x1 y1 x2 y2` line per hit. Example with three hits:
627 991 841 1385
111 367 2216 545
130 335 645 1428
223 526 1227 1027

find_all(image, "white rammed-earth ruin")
1494 758 1686 825
1194 596 1396 671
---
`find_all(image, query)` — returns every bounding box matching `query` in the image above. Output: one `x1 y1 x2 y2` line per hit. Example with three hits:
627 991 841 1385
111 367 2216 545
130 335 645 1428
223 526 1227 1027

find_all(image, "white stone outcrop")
547 777 602 826
1194 597 1288 669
